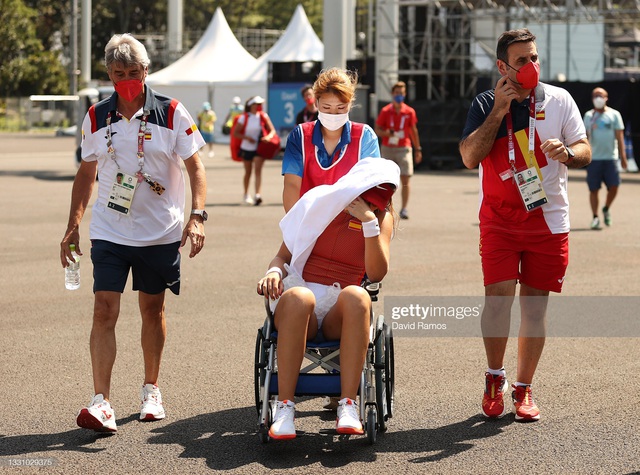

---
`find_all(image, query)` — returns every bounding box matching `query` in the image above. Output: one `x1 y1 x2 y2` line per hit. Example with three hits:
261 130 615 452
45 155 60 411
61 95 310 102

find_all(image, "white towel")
280 157 401 278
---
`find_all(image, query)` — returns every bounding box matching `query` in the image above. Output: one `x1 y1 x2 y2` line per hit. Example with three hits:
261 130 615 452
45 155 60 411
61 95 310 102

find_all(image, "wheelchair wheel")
366 406 377 444
374 317 394 432
385 322 395 419
254 327 268 414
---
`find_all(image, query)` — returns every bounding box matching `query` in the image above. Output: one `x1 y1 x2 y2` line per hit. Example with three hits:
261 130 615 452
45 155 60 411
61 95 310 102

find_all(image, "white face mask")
593 96 606 110
318 111 349 131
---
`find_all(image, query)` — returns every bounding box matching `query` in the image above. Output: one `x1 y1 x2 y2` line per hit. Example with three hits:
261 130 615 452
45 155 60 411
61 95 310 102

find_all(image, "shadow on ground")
145 406 513 470
0 414 139 456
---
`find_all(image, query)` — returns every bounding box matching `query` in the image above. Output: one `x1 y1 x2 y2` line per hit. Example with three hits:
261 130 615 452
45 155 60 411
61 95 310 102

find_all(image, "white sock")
487 367 506 377
514 381 531 387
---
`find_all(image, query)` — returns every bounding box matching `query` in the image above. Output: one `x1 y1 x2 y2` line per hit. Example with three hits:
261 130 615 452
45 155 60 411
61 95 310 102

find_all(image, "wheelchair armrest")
362 280 381 301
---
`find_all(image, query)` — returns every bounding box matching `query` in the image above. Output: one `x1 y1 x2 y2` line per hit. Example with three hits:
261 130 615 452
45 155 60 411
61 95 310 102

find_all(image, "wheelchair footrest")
269 373 343 397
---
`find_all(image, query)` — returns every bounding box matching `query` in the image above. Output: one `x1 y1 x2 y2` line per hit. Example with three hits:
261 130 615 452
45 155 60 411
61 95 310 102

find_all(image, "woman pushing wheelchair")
257 158 400 439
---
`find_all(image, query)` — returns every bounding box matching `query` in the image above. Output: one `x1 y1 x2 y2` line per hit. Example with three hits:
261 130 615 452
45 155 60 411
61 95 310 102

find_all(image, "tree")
0 0 68 96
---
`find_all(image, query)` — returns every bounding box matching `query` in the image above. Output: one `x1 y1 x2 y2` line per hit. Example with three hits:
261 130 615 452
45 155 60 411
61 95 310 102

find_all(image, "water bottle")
65 244 80 290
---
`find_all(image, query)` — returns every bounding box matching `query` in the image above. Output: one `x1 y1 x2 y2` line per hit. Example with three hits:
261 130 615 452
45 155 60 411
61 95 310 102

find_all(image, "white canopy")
146 7 264 139
147 7 257 86
247 4 324 82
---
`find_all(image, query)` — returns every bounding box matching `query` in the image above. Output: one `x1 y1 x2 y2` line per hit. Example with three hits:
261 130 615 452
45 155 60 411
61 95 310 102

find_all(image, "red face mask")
256 104 263 112
305 97 316 106
512 61 540 89
114 79 144 102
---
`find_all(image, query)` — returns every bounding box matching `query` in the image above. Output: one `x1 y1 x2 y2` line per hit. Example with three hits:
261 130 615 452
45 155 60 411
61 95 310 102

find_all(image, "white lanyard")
106 111 148 179
389 114 406 131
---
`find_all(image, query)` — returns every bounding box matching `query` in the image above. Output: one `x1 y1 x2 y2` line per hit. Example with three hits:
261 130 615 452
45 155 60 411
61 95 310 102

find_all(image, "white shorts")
269 273 341 329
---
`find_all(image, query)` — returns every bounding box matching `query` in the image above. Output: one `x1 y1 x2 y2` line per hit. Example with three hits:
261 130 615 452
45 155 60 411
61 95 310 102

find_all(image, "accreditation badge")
107 171 138 215
514 166 548 211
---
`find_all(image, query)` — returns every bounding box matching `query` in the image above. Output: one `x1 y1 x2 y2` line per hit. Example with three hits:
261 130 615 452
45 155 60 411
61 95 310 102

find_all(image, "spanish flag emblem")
348 220 362 231
144 131 152 141
185 124 198 135
536 110 546 120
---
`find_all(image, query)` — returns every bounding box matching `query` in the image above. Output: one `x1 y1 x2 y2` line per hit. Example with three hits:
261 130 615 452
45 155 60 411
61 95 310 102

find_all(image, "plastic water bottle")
65 244 80 290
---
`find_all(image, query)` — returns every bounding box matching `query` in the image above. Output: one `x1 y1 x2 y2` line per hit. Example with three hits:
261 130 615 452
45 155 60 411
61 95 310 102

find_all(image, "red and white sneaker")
512 384 540 422
140 384 165 421
268 400 296 440
336 398 364 435
482 372 508 418
76 394 117 432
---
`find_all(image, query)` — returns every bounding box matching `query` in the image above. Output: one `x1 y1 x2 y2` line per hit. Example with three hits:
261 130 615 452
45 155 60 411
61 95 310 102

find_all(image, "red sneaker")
481 372 508 418
512 384 540 422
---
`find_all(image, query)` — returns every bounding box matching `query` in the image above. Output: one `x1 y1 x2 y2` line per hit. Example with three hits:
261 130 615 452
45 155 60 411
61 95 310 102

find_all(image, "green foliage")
1 0 372 94
0 0 68 96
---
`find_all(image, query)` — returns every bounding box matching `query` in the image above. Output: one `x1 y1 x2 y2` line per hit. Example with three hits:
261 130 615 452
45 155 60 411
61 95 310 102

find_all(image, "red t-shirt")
376 102 417 148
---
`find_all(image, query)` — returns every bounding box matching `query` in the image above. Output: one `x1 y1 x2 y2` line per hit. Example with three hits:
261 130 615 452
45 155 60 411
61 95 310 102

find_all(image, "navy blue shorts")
91 240 181 295
239 148 258 161
586 160 621 191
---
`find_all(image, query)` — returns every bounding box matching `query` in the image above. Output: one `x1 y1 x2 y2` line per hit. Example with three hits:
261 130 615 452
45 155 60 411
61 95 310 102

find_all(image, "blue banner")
267 82 307 141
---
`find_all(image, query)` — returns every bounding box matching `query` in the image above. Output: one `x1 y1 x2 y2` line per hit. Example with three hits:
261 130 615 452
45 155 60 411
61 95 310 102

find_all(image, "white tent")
146 7 264 141
246 4 324 82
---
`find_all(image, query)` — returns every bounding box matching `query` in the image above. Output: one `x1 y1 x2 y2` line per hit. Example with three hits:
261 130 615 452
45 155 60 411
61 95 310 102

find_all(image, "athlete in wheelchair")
256 158 398 442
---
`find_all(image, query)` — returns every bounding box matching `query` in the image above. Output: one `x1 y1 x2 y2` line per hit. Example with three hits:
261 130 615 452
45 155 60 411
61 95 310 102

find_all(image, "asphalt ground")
0 134 639 474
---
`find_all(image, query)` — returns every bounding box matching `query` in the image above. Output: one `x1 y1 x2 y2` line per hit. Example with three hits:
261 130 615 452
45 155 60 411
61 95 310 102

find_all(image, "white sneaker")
336 397 363 435
590 216 600 229
268 400 296 440
76 394 117 432
243 194 254 205
140 384 165 421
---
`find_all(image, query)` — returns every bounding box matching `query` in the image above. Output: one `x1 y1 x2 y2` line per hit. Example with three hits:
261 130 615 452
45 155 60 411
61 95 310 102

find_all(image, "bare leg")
242 159 253 196
322 286 370 400
516 283 549 385
139 291 167 385
273 287 317 401
253 155 265 196
604 185 619 209
90 291 122 400
589 190 599 216
481 280 517 370
400 175 410 210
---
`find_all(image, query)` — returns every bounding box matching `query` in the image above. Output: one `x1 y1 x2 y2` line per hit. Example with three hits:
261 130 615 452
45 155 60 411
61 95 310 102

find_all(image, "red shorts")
479 228 569 293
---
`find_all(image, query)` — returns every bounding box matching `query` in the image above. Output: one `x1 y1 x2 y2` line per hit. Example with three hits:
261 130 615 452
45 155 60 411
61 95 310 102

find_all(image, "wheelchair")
254 280 394 444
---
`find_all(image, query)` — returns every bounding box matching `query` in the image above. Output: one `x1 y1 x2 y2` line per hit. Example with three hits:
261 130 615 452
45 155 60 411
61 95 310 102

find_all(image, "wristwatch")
190 209 208 221
564 146 575 165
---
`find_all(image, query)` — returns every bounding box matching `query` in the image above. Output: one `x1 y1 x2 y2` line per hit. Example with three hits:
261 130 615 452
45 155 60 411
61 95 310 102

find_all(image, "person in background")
233 95 277 206
583 87 628 229
295 85 319 125
459 28 591 422
197 101 217 158
375 81 422 220
222 96 244 135
59 33 208 433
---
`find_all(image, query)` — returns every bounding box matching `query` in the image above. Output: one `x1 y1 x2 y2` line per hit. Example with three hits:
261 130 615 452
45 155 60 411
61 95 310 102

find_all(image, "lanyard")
506 91 536 171
106 111 149 177
590 111 601 133
389 113 406 131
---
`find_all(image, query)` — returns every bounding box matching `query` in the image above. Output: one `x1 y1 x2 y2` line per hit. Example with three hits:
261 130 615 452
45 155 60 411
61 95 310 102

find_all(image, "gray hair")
104 33 151 71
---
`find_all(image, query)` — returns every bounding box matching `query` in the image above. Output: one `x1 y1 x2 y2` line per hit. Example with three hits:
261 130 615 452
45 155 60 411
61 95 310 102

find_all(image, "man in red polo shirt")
375 81 422 219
